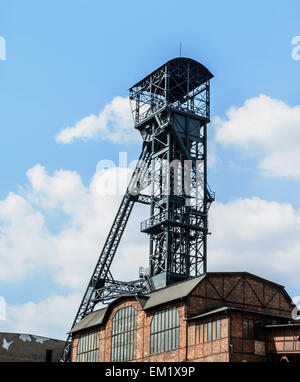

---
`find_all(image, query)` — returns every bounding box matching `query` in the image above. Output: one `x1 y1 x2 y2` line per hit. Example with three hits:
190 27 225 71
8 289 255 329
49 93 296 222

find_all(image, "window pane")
212 321 216 340
150 307 180 355
242 319 248 338
159 311 163 331
216 320 221 339
207 322 212 342
111 306 137 362
176 327 180 348
77 330 99 363
204 323 207 342
248 320 254 339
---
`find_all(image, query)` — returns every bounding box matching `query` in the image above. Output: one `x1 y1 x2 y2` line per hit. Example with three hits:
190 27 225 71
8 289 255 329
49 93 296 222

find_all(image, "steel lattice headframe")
60 57 214 361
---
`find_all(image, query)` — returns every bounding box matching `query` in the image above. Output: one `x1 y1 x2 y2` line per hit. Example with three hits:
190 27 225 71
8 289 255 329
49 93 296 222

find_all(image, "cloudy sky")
0 0 300 340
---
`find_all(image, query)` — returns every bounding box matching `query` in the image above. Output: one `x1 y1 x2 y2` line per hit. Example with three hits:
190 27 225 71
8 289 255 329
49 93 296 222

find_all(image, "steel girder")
130 58 214 286
60 58 214 362
143 112 213 283
60 143 152 361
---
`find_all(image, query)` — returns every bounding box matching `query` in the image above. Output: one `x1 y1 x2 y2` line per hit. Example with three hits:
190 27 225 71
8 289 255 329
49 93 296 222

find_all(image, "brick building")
70 272 300 362
0 332 64 362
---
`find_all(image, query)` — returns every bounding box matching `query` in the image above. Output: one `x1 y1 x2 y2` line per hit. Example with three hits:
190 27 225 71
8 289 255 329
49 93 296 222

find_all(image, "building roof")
143 275 205 310
264 323 300 328
187 306 229 320
207 271 286 289
130 57 214 93
69 271 292 334
69 276 204 334
0 332 64 362
69 307 107 334
187 306 293 321
135 295 149 309
0 332 63 342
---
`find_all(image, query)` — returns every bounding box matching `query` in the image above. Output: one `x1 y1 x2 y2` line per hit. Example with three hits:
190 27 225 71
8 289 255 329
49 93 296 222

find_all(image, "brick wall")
230 311 267 362
187 316 229 362
188 273 293 318
72 299 187 362
72 300 229 362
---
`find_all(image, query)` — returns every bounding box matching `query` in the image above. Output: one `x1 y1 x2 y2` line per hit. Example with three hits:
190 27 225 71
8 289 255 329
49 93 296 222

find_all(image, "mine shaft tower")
60 57 214 361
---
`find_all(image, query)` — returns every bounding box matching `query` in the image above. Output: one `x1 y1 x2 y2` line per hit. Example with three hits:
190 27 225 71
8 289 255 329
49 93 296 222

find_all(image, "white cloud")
0 192 54 282
0 164 148 288
5 92 300 339
214 94 300 179
55 96 139 144
208 197 300 288
2 163 300 338
0 163 149 338
2 293 82 340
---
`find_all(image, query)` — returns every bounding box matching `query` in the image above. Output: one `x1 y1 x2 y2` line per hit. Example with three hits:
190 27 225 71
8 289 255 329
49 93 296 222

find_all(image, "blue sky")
1 0 300 339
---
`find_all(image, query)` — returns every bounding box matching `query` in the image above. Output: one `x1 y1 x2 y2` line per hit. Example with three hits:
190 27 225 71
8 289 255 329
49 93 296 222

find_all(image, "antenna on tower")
179 42 182 57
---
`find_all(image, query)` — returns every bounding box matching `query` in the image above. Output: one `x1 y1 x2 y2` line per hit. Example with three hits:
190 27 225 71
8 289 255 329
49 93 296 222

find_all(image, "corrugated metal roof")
69 276 205 334
187 306 229 320
69 307 107 334
69 271 292 334
143 275 205 310
264 323 300 328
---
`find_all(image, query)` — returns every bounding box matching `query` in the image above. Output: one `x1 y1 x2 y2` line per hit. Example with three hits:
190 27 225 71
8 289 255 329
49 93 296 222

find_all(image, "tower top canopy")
130 57 213 102
129 57 213 123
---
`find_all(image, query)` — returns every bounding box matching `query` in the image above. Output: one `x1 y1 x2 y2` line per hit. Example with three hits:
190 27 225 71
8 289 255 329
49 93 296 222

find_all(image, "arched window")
150 306 180 355
76 330 99 362
111 306 137 362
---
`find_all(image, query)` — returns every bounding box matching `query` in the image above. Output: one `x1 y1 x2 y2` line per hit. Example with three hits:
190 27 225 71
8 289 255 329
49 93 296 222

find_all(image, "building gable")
187 272 293 318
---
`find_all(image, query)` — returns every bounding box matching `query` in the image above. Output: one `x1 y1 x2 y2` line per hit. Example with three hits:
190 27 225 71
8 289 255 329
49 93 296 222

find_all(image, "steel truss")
130 58 214 287
60 57 214 361
60 143 152 361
